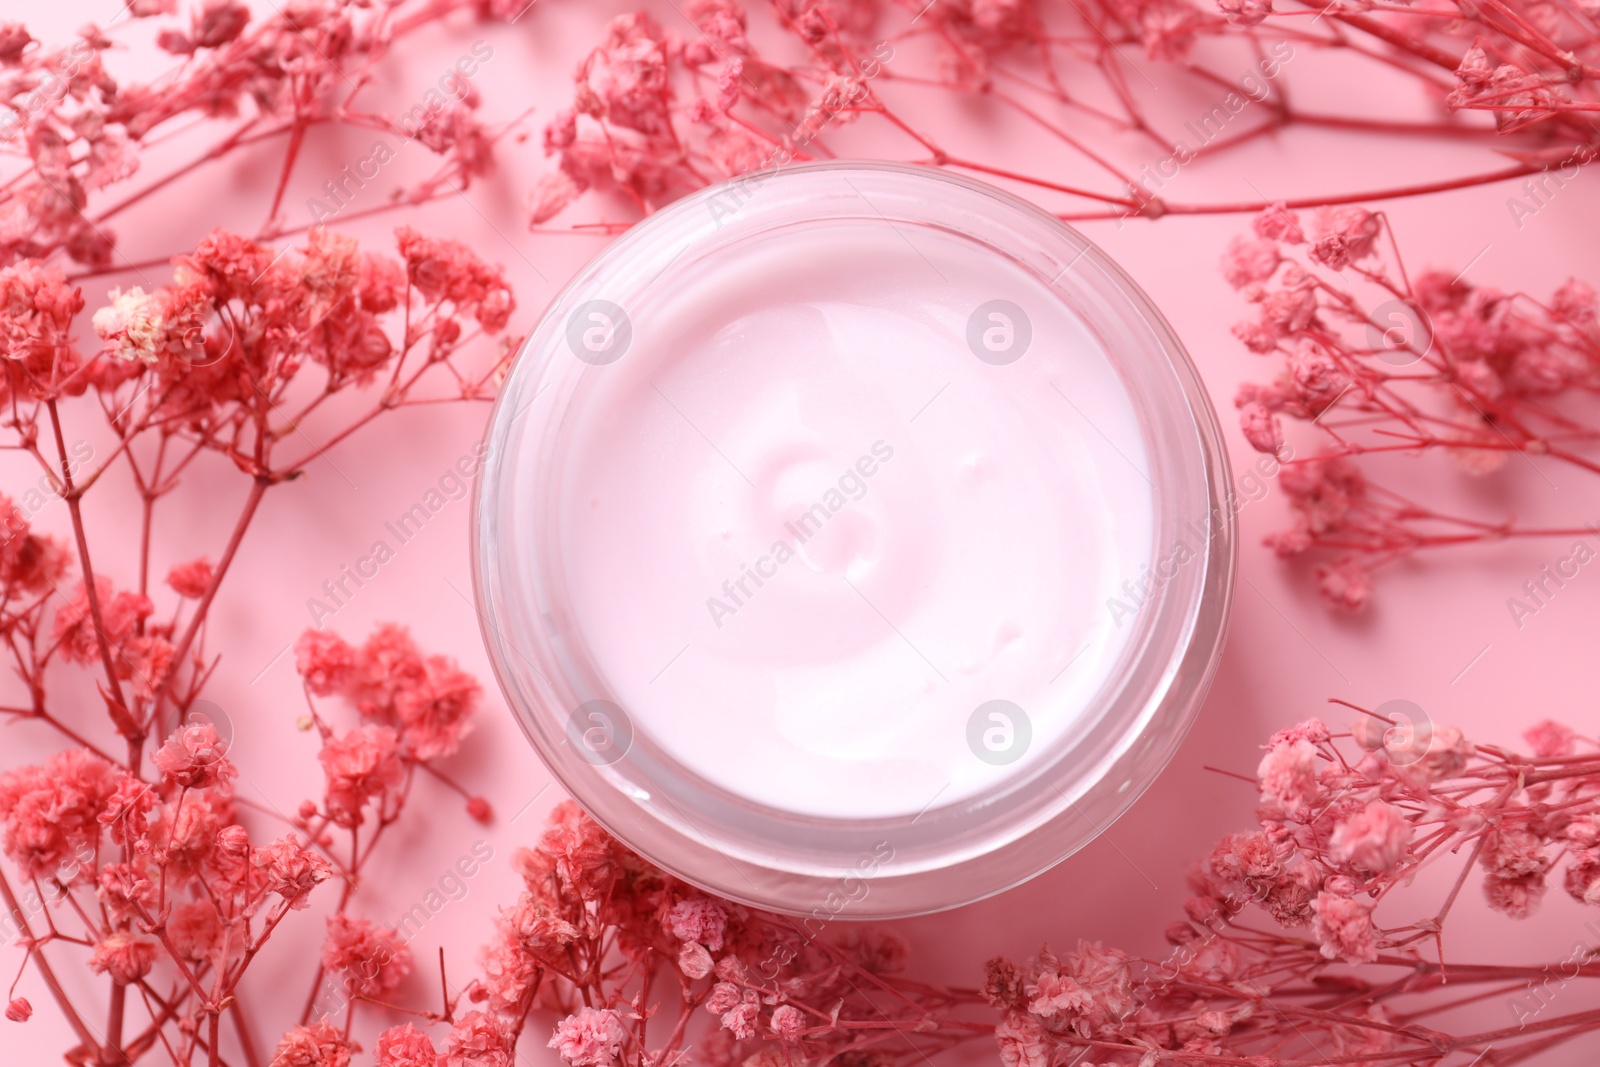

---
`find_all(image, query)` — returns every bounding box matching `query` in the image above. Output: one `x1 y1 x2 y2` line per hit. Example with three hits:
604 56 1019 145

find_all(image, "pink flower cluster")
296 624 483 763
979 712 1600 1065
1226 203 1600 609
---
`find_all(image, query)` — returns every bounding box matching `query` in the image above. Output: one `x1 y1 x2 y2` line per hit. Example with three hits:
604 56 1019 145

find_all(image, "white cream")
554 219 1154 820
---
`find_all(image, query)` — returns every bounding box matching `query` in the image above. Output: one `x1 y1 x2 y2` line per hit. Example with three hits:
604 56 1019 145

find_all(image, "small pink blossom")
678 940 713 978
1308 207 1381 271
1524 720 1577 758
717 989 760 1039
319 724 404 828
1330 801 1410 875
666 894 728 951
1257 737 1319 815
1315 559 1372 613
89 931 159 984
322 914 412 996
295 630 358 697
166 558 213 598
0 748 120 879
1217 0 1271 24
375 1024 439 1067
704 981 741 1014
1564 850 1600 906
253 833 336 908
1238 400 1284 455
548 1007 626 1067
270 1020 353 1067
1484 874 1547 919
444 1011 512 1067
1311 892 1377 963
50 577 154 667
169 899 224 961
153 720 237 793
769 1004 805 1038
396 227 515 333
996 1010 1050 1067
1220 236 1281 289
1025 970 1092 1022
6 997 31 1023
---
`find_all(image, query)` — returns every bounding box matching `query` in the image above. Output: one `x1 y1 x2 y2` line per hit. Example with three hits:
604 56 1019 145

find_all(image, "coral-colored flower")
1314 559 1372 613
319 724 404 828
548 1007 626 1067
375 1024 439 1067
50 577 154 667
444 1011 512 1067
0 261 83 364
995 1010 1049 1067
253 833 336 908
666 894 728 951
716 988 760 1039
5 997 31 1022
1311 893 1377 963
295 629 358 697
1217 0 1270 26
169 899 225 962
153 719 237 793
1524 720 1576 758
1221 236 1281 289
1330 801 1409 876
270 1019 353 1067
395 227 515 333
166 558 213 598
769 1003 805 1038
1564 850 1600 906
1238 400 1283 455
537 801 619 903
1257 737 1319 815
89 931 159 984
322 914 412 996
0 748 119 879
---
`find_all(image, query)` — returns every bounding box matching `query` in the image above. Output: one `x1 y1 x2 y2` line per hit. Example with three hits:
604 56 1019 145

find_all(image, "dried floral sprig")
1225 203 1600 610
529 0 1600 230
425 713 1600 1067
979 710 1600 1067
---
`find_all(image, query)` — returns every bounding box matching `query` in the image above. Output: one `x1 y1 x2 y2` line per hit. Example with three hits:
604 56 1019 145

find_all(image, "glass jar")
473 161 1235 918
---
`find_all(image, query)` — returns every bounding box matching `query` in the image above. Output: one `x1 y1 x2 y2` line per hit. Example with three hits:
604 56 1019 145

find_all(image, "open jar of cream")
473 161 1234 918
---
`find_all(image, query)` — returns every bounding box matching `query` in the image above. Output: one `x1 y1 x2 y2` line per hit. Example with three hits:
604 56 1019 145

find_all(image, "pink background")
8 1 1600 1062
